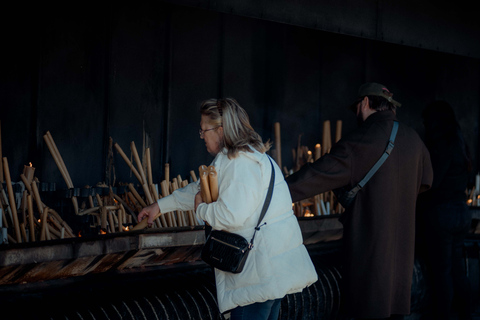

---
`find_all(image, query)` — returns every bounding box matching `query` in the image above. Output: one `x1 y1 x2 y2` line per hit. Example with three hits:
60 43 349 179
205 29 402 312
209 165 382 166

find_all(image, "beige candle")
101 207 107 231
190 170 197 182
20 174 33 194
44 131 74 188
160 180 174 227
142 183 154 205
23 163 35 186
146 148 153 186
3 157 21 243
164 163 170 184
208 169 219 202
315 144 321 161
49 208 74 237
31 181 45 215
0 120 3 183
96 193 104 207
27 195 35 242
71 196 79 215
20 223 27 243
322 120 331 156
128 183 147 207
335 120 342 143
116 209 123 232
114 143 143 183
200 171 212 204
274 122 282 169
1 188 12 225
40 206 49 241
130 141 147 185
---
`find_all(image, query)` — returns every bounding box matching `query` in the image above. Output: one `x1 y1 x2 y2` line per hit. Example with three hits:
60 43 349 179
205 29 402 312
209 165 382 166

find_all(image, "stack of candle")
277 120 345 217
114 140 203 231
0 157 76 244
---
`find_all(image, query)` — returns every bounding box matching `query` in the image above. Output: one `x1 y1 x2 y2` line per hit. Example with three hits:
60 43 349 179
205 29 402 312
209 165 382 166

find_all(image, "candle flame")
100 229 107 235
29 162 33 167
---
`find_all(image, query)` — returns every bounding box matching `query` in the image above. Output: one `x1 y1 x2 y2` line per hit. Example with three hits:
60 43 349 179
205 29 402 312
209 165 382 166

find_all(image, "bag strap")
348 121 399 195
257 156 275 227
249 156 275 247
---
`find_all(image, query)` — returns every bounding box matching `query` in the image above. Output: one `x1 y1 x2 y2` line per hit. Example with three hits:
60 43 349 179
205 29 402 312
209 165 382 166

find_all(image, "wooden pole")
3 157 21 243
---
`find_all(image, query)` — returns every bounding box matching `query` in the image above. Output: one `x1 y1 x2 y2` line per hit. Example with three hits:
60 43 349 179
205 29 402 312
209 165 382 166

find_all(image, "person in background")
138 98 318 320
416 100 473 320
285 83 433 320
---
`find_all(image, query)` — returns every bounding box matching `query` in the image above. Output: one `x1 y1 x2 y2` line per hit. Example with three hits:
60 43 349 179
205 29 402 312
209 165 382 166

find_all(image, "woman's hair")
199 98 271 159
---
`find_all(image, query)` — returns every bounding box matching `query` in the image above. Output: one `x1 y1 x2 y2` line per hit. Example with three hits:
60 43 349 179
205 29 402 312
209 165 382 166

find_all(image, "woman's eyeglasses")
199 126 221 137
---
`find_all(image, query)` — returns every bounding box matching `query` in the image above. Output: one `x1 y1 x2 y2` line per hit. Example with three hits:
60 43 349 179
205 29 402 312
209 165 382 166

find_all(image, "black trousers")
423 202 473 320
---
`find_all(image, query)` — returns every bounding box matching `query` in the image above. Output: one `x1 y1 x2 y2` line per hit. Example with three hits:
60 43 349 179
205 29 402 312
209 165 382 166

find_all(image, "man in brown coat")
286 83 433 320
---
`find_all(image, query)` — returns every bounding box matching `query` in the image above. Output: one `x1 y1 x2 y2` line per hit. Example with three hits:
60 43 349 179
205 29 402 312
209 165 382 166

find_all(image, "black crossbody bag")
334 121 399 208
201 156 275 274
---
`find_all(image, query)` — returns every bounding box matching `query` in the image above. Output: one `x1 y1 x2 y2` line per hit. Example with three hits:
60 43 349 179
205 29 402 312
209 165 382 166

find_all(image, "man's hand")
137 202 160 227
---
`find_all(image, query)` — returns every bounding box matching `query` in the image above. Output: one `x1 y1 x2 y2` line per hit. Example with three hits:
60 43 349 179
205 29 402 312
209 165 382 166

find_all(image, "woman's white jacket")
157 148 318 313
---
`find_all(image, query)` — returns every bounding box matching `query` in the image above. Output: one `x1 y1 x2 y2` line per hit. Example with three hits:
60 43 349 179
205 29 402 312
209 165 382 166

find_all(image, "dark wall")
1 2 479 190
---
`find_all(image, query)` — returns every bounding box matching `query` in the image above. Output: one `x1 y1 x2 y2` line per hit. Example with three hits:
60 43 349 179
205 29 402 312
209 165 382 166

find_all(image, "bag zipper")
211 236 248 252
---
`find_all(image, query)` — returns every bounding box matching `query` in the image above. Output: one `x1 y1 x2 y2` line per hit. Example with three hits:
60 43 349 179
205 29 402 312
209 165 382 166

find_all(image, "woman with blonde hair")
139 98 317 320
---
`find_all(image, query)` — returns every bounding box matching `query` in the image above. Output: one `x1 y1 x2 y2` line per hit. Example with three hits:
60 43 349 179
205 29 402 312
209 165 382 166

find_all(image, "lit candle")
315 144 321 161
23 162 35 185
307 151 313 163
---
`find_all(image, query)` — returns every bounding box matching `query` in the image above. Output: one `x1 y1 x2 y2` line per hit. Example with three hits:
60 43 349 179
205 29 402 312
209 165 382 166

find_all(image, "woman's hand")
195 191 204 212
137 202 160 227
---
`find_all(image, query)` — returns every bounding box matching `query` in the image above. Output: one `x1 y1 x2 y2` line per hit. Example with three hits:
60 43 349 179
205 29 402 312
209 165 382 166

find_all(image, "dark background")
1 0 479 190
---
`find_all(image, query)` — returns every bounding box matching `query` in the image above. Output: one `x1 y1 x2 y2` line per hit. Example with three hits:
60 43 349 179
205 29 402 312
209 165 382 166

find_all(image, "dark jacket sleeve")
285 140 353 202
